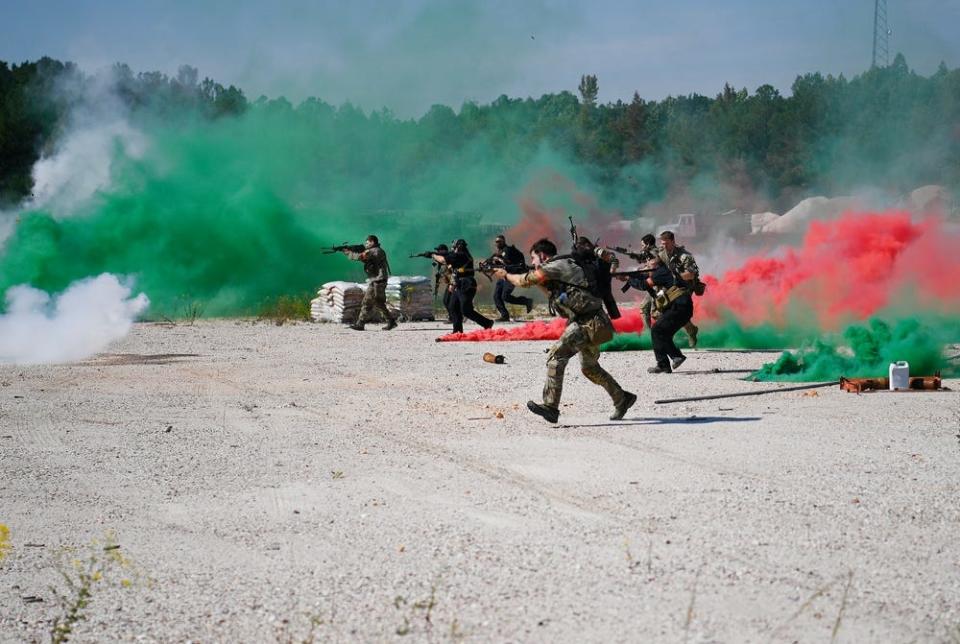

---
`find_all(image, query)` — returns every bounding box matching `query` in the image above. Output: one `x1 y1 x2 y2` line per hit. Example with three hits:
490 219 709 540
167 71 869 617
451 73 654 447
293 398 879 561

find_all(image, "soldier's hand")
491 268 508 280
615 274 628 282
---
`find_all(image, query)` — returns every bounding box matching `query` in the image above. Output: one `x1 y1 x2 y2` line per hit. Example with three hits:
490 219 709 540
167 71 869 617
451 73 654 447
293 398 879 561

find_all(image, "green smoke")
602 318 808 353
1 102 657 316
751 317 960 382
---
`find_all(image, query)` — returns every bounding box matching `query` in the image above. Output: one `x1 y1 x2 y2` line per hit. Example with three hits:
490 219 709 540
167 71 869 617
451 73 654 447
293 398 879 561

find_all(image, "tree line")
1 53 958 211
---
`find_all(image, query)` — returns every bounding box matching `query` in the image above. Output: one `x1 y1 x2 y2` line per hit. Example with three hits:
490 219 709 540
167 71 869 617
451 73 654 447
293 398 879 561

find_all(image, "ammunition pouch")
654 286 688 312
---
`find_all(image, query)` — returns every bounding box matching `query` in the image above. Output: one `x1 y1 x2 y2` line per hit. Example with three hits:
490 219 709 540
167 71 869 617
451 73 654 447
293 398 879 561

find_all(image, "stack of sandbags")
310 281 365 323
385 275 434 321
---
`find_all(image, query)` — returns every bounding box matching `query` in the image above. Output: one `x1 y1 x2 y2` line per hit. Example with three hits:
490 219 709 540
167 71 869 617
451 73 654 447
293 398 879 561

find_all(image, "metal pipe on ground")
655 381 838 404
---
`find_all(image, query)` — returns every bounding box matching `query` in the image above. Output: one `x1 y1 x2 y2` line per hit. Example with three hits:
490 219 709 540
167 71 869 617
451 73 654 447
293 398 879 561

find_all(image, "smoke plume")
0 273 148 365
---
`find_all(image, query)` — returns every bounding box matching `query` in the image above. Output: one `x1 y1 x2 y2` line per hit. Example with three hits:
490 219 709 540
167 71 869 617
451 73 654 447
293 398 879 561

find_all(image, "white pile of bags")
310 276 434 323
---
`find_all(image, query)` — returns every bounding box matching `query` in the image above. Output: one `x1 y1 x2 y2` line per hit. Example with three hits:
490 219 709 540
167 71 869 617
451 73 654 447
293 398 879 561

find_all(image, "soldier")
341 235 397 331
657 230 700 348
574 237 621 319
488 234 533 321
620 233 659 330
432 239 494 334
642 255 693 373
493 238 636 424
434 243 455 323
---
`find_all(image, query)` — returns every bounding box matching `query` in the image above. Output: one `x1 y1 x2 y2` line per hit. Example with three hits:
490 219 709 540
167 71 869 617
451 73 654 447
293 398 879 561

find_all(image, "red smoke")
437 308 647 342
699 211 960 328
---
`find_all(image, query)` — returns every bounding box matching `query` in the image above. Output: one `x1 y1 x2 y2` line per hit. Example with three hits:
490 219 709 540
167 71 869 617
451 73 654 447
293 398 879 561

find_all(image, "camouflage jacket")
518 257 604 321
346 246 390 283
659 245 699 281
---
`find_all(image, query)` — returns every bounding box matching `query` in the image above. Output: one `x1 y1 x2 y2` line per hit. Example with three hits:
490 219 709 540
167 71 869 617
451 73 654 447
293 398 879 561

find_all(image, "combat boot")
687 324 699 348
525 298 534 314
610 391 637 421
382 318 398 331
526 401 559 423
671 355 686 370
348 323 365 331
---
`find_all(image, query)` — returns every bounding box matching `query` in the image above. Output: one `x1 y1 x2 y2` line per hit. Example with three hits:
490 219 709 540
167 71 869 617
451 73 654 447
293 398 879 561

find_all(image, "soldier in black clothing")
574 237 621 320
488 235 534 321
431 239 494 334
640 258 693 373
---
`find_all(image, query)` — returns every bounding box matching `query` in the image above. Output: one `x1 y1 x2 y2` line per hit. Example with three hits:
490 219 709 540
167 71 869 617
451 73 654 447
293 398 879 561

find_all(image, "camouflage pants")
358 280 394 325
543 313 625 410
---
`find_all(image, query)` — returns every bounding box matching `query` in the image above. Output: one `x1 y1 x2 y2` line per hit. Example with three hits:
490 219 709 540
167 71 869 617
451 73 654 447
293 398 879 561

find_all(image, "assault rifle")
409 249 446 298
611 267 656 293
323 243 365 254
477 259 526 281
604 245 656 264
568 216 578 247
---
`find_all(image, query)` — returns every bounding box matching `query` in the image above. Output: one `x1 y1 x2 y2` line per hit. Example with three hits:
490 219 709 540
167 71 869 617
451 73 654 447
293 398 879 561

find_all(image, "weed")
259 294 311 325
0 524 11 563
394 586 437 637
48 534 140 644
331 470 344 480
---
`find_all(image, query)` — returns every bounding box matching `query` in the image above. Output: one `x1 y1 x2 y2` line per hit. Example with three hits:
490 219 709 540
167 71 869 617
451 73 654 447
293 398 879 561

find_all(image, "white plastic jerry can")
889 361 909 390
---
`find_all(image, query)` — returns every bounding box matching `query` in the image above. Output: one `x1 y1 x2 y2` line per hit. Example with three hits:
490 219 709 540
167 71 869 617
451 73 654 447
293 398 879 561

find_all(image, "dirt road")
2 320 958 642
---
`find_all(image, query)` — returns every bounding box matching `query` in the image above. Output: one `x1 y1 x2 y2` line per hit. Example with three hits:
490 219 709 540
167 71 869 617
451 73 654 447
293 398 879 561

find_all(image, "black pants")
651 297 693 370
441 287 453 321
493 279 532 319
451 280 493 333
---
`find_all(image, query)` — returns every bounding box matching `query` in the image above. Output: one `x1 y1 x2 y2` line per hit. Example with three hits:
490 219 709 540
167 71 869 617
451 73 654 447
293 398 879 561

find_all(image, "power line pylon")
872 0 890 68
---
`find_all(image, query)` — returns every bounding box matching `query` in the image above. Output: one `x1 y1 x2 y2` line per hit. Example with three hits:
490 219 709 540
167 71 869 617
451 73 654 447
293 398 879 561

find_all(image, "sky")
3 0 959 118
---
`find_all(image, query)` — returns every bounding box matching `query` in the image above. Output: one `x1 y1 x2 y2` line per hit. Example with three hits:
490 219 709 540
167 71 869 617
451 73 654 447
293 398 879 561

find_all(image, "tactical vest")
541 257 604 321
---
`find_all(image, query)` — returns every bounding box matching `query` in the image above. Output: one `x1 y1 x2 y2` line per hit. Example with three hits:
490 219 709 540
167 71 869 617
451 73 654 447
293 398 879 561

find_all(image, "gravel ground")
1 319 959 643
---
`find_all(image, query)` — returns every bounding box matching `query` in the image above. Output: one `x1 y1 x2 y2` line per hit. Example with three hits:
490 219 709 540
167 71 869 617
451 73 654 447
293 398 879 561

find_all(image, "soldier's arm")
343 250 364 261
498 267 546 288
679 253 699 281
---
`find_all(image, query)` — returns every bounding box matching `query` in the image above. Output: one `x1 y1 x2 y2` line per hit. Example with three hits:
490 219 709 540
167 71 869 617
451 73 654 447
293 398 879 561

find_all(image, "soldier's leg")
501 281 533 312
579 343 626 405
449 288 465 333
371 282 397 329
460 282 494 329
493 280 510 320
442 288 453 322
684 320 699 348
355 283 378 328
650 302 691 370
542 322 589 409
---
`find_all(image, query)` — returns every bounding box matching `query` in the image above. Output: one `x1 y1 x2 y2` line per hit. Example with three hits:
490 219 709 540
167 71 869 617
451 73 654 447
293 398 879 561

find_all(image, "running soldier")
487 234 533 321
432 239 494 334
658 230 701 348
493 238 636 424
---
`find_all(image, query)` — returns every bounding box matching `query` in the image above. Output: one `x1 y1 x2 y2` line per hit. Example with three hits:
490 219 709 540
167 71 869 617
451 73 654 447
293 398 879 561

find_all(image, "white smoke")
0 69 149 251
29 118 147 218
0 273 149 365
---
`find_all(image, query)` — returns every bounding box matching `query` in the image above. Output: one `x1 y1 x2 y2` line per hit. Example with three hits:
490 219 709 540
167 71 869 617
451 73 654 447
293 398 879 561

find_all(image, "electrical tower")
872 0 890 68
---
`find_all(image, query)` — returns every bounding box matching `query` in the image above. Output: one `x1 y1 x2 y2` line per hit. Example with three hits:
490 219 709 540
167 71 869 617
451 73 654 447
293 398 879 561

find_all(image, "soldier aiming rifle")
334 235 397 331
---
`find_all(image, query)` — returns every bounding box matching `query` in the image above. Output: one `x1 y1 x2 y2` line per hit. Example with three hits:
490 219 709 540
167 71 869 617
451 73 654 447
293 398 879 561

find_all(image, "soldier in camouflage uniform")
342 235 397 331
657 230 700 349
493 238 637 424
